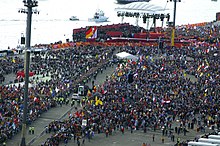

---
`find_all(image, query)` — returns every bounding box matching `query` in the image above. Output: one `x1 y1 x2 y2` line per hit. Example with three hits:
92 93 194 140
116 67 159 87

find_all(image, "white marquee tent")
116 52 138 61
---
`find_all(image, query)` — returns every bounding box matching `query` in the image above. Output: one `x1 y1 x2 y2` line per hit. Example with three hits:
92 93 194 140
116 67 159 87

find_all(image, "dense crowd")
0 21 219 146
42 42 219 145
0 45 116 144
0 55 24 83
175 22 220 43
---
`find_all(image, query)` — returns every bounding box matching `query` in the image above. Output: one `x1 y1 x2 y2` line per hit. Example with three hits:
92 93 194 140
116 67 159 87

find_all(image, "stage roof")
115 2 167 14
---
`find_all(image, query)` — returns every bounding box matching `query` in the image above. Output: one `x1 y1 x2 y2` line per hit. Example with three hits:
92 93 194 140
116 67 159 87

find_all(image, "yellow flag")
99 100 103 105
197 65 201 71
87 90 91 97
95 100 99 106
200 72 203 77
49 88 52 93
12 58 16 63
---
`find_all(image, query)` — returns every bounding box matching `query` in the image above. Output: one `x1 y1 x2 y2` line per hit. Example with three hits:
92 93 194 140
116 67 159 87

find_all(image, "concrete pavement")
56 118 213 146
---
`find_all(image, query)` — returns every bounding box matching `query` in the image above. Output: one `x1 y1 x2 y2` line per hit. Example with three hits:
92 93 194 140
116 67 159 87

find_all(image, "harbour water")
0 0 219 50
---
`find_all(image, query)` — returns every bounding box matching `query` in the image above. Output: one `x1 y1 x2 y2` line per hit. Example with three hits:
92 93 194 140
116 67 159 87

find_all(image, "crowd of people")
0 55 24 83
41 22 219 145
175 22 220 43
0 45 116 144
0 21 219 146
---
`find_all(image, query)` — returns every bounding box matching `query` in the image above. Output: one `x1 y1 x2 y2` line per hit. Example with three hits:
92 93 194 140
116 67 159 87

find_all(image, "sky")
0 0 219 24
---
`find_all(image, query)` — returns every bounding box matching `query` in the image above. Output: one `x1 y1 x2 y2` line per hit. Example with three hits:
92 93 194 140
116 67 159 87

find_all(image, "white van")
188 141 219 146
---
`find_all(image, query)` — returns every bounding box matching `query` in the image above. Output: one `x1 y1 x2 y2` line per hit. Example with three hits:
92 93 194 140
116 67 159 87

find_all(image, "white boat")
69 16 79 21
88 9 109 22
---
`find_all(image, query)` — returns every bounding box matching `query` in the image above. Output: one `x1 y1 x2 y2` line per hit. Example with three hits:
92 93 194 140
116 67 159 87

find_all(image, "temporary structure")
116 52 138 61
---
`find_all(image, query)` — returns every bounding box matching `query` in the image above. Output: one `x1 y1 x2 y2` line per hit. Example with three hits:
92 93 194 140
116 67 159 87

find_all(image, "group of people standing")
42 40 219 145
0 45 115 144
0 21 219 146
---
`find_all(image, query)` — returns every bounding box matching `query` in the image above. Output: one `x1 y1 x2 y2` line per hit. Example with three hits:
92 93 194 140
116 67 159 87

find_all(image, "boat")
69 16 79 21
88 9 108 22
116 0 150 4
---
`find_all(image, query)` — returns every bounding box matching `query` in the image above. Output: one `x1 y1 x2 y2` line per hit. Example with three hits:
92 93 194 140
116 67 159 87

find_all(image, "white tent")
116 52 138 61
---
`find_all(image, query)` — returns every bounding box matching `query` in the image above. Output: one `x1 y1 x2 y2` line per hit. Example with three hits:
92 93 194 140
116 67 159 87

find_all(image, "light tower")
19 0 39 146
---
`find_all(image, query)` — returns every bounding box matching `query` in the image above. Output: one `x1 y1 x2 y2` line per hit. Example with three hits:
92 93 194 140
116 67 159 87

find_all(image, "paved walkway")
57 128 206 146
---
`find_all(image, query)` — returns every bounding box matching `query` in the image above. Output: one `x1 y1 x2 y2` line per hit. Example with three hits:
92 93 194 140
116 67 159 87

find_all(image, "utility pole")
19 0 39 146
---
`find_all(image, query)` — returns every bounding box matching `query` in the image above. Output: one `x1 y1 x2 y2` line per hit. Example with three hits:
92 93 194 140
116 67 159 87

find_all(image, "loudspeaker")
21 37 25 44
153 17 156 24
143 15 147 23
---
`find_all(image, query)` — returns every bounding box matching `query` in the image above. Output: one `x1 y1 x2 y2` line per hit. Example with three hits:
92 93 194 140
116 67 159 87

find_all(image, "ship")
116 0 150 4
69 16 79 21
88 9 109 23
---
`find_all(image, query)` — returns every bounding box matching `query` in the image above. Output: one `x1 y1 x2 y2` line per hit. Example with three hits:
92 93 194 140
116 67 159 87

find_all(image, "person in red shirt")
121 126 124 134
